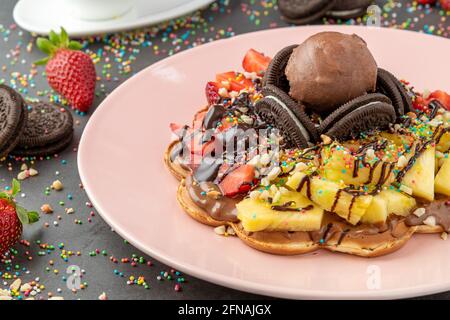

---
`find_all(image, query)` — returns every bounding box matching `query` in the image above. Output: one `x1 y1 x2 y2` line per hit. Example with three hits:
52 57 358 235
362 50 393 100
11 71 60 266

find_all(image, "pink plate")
79 26 450 299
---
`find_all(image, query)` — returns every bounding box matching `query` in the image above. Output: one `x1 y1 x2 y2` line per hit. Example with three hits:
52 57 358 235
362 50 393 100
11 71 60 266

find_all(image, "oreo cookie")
262 84 319 142
326 0 373 19
12 102 73 157
319 93 396 140
378 68 413 113
255 95 314 148
278 0 337 25
0 84 27 159
263 44 298 93
319 93 391 134
376 68 405 117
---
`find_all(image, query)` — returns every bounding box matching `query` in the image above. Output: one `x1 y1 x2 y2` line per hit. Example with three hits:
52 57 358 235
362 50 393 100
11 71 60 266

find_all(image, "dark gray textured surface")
0 0 448 300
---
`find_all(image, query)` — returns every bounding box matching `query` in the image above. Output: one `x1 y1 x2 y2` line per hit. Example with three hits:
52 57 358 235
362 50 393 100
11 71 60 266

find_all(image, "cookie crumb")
320 134 332 145
41 204 53 214
214 225 226 235
206 190 221 200
51 180 64 191
226 226 236 236
98 292 108 300
413 207 426 217
423 216 436 227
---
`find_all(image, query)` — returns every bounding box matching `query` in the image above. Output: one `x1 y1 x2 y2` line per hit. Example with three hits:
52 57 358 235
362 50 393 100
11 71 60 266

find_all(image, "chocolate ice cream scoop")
285 31 377 113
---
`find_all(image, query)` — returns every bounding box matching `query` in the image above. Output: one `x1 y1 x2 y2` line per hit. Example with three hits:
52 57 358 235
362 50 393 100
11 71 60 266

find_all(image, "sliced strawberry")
205 81 220 105
201 140 216 156
440 0 450 10
242 49 271 75
412 95 429 112
170 123 190 139
188 131 202 154
417 0 436 4
229 77 253 92
186 139 216 169
217 162 232 178
216 71 236 89
216 71 254 92
191 139 214 156
229 81 246 92
193 110 207 129
429 90 450 110
219 164 255 197
170 122 183 134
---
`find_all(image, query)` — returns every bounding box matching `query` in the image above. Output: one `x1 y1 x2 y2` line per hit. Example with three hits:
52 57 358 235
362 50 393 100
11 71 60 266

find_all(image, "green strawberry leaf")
0 191 9 199
35 28 82 65
36 37 56 55
34 57 50 66
16 205 29 225
68 40 83 50
1 180 38 225
11 179 20 197
49 30 61 46
60 27 69 47
27 211 40 224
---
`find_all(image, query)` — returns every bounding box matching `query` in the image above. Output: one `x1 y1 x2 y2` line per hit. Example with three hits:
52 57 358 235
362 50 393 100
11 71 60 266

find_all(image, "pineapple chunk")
320 146 394 187
361 196 388 224
435 157 440 175
285 172 307 190
437 131 450 153
400 146 435 201
378 189 417 216
297 177 372 225
380 132 414 148
435 157 450 196
236 191 323 232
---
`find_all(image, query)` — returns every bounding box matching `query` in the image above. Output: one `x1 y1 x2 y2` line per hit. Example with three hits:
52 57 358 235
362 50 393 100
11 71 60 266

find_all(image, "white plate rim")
13 0 215 37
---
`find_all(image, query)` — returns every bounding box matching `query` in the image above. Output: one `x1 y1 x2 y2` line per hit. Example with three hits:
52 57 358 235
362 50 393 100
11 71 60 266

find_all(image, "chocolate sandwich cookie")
262 84 319 142
319 93 391 134
319 93 396 140
255 95 313 148
0 84 27 159
278 0 337 25
12 102 73 157
326 0 373 19
378 68 413 114
263 44 298 93
376 68 405 117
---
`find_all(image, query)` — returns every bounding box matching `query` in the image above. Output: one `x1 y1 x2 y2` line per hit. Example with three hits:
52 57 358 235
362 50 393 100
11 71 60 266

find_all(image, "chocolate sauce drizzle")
395 139 433 183
271 201 314 212
175 91 450 245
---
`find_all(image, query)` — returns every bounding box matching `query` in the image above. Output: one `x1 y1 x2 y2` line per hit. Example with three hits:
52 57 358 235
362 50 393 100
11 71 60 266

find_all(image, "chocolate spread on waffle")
406 196 450 231
185 175 239 222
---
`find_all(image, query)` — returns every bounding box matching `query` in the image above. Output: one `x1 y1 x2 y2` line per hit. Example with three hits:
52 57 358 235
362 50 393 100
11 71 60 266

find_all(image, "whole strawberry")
440 0 450 10
0 180 39 255
36 28 96 113
417 0 436 4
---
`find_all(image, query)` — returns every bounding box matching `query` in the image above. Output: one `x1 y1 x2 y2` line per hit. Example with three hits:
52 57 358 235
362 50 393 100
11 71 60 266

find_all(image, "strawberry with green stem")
440 0 450 10
0 179 39 255
36 28 96 113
